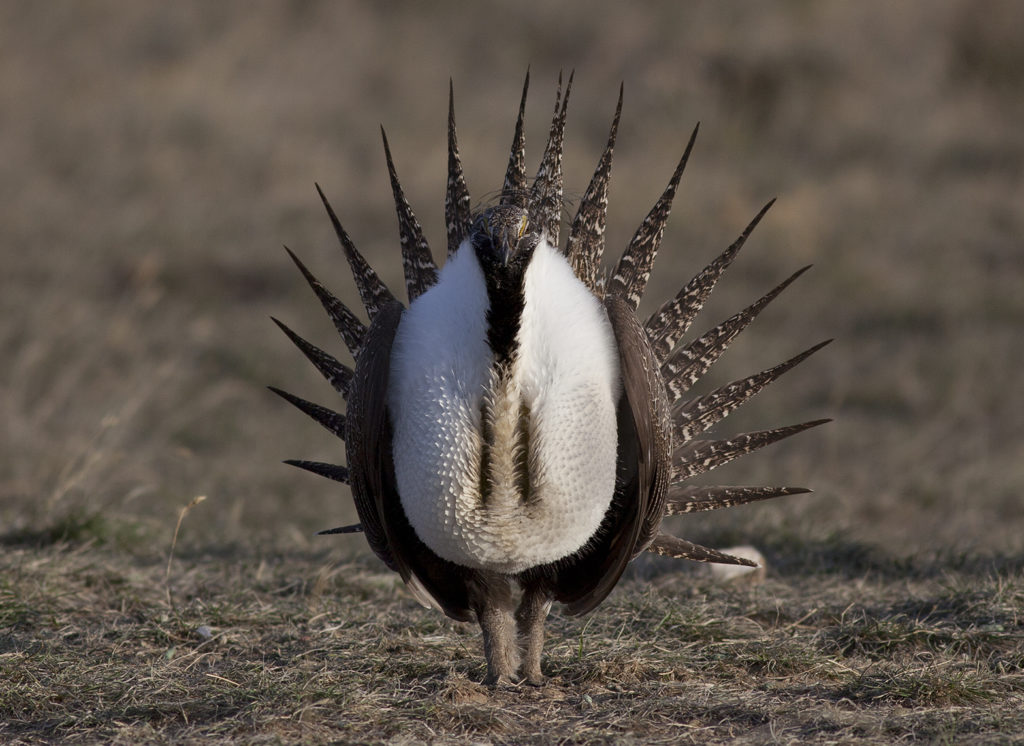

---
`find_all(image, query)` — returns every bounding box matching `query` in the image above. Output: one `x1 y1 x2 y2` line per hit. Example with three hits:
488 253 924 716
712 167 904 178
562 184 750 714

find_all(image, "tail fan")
275 76 831 584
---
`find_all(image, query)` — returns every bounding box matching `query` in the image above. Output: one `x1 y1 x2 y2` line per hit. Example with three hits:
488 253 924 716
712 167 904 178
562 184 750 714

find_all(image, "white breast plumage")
387 238 620 573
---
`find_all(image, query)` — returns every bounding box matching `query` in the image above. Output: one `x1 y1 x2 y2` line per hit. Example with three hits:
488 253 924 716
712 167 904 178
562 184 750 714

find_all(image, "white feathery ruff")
387 238 620 573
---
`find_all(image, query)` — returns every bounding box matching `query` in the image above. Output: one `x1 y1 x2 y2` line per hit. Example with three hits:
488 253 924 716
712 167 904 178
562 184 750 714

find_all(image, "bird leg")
477 604 520 686
515 585 552 686
471 574 520 686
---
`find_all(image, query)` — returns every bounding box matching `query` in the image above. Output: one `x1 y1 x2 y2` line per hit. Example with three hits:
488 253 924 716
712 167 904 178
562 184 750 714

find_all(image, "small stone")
708 546 767 585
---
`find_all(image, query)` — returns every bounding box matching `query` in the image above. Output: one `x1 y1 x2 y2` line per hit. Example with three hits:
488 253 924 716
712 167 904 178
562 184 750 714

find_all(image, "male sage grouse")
271 73 829 686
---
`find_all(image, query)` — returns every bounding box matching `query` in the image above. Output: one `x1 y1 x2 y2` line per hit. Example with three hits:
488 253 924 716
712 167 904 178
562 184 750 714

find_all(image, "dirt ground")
2 1 1022 743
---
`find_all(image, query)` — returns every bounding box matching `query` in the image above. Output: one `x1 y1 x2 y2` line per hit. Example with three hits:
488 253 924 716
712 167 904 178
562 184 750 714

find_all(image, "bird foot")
521 670 547 687
483 672 517 689
483 667 546 688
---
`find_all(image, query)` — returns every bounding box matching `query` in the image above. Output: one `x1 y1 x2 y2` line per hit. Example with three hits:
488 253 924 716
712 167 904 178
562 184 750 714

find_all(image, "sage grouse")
271 73 829 686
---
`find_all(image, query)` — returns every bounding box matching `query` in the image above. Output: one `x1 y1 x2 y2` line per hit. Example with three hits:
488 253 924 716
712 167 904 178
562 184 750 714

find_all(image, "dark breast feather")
546 295 672 616
345 299 475 622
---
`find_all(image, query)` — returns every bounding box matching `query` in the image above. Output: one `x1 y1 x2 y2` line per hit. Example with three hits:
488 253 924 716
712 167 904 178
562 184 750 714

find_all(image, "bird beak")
498 236 515 267
498 213 529 267
472 208 530 273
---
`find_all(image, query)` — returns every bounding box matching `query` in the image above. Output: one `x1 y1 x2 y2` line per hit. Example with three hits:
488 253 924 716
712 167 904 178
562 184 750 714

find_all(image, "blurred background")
1 1 1021 561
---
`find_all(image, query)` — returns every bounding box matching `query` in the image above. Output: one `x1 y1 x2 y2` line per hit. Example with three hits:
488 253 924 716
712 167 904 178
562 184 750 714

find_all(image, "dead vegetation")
2 0 1023 743
2 533 1022 744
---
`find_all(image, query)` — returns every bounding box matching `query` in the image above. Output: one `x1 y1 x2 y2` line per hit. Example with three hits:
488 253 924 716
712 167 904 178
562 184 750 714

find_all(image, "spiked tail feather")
284 459 350 485
315 184 397 318
646 200 776 360
662 265 811 405
664 485 811 516
271 317 353 398
283 247 366 356
500 70 530 209
673 419 831 482
672 339 833 443
607 123 699 309
446 80 473 256
528 70 573 245
566 84 622 294
317 524 364 535
267 386 346 440
381 127 438 302
648 533 759 566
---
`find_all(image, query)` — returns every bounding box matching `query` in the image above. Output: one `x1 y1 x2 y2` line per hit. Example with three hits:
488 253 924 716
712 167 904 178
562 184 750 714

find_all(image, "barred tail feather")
271 317 353 399
315 184 397 318
283 247 366 356
267 386 346 440
500 70 530 209
528 70 573 244
673 339 833 442
645 199 775 360
445 80 473 256
566 84 622 294
673 419 831 482
381 127 438 302
648 533 759 566
283 459 350 485
317 524 364 535
662 265 811 404
607 123 698 309
664 485 811 516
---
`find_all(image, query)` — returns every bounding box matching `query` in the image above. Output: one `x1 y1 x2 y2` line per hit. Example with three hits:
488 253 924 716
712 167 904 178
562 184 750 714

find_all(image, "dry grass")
2 0 1023 742
2 534 1022 744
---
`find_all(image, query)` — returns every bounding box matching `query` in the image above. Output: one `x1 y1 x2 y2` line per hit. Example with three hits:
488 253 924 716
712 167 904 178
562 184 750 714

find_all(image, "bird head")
469 205 541 287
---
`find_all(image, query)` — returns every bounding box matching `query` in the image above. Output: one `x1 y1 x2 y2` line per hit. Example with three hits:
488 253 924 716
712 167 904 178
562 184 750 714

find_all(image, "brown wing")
344 300 401 571
345 299 475 622
552 295 672 616
605 295 674 558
